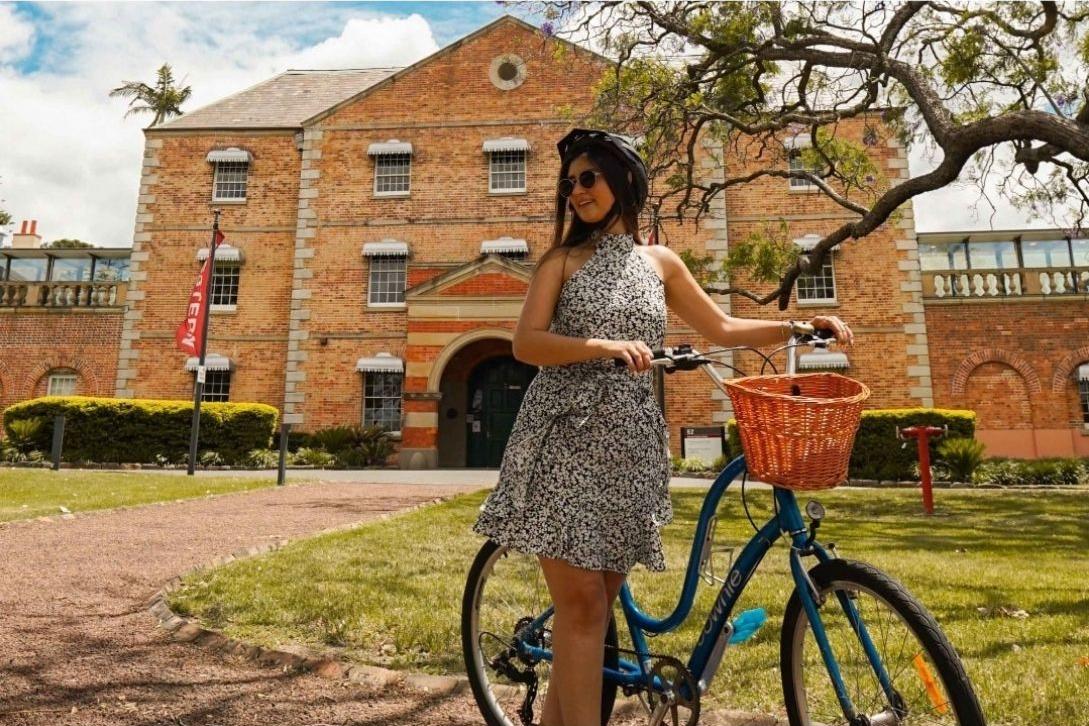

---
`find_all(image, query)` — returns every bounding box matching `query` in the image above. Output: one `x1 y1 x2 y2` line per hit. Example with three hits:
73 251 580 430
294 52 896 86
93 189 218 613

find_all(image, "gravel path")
0 481 503 726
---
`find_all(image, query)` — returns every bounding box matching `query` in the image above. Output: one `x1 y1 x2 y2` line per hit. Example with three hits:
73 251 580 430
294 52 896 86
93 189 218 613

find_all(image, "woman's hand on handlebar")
602 339 654 373
807 315 853 347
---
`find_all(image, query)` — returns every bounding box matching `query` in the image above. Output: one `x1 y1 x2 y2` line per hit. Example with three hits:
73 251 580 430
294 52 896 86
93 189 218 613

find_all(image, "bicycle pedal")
727 608 767 645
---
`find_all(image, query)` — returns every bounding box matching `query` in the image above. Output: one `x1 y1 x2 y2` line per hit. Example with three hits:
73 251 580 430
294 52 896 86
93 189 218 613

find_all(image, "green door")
467 357 537 467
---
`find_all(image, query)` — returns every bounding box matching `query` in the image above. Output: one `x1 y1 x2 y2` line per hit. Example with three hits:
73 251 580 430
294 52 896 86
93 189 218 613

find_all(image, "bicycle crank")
647 655 701 726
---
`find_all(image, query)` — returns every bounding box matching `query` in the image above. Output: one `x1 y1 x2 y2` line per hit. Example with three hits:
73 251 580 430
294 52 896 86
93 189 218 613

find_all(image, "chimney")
12 220 43 249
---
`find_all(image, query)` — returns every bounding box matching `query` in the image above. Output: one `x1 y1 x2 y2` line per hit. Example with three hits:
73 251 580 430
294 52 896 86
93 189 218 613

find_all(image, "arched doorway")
466 356 537 467
433 335 537 468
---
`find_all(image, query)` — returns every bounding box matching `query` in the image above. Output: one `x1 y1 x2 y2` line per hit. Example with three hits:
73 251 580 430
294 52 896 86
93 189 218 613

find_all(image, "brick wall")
0 311 122 410
123 131 299 408
926 300 1089 457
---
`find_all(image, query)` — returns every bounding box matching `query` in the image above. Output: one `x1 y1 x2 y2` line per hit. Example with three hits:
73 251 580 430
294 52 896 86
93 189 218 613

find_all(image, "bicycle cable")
740 470 762 535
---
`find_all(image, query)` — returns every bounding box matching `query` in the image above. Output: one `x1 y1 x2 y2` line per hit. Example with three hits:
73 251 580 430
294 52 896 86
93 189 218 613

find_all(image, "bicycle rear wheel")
462 539 619 726
781 559 985 726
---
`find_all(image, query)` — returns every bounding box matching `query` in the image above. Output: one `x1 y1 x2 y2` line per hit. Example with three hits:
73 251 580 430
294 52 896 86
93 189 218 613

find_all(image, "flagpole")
187 209 221 476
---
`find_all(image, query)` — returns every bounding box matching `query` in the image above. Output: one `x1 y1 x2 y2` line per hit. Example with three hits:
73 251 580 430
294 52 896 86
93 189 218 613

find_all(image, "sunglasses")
558 170 604 198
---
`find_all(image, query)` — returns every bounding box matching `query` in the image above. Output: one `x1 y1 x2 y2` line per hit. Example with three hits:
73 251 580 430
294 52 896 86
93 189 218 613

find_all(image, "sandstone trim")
115 138 163 398
699 135 735 426
888 137 935 408
282 127 323 425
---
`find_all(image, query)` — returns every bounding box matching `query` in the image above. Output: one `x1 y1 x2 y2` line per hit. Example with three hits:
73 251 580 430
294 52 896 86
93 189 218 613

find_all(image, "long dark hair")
551 145 644 250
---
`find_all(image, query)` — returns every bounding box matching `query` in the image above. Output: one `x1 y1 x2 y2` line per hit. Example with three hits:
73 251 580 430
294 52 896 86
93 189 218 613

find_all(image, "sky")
0 1 1061 249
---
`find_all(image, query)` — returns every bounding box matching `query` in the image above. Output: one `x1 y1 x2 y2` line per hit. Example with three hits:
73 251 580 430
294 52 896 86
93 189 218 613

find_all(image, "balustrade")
0 282 126 308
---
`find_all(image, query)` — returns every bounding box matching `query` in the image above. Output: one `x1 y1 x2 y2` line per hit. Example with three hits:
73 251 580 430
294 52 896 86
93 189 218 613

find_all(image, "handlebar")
612 322 837 370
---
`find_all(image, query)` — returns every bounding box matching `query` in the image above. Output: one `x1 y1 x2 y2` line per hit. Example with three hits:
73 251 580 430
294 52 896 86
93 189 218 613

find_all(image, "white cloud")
0 4 439 247
0 5 35 60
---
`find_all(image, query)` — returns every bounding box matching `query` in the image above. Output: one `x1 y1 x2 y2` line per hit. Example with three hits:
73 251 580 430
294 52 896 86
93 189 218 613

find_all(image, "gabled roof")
155 68 400 131
405 254 532 298
303 14 610 127
152 15 609 132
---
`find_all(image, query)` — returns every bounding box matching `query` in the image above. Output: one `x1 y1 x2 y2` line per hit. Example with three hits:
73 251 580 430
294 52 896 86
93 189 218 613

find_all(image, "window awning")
481 237 529 255
794 234 823 251
185 354 232 372
1078 363 1089 381
356 353 404 373
367 140 413 156
196 244 243 262
783 133 812 150
362 239 409 258
206 148 251 163
798 349 849 370
483 137 530 153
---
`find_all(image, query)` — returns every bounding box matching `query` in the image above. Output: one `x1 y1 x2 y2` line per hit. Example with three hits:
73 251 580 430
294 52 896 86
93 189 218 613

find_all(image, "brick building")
0 220 130 412
4 15 1085 464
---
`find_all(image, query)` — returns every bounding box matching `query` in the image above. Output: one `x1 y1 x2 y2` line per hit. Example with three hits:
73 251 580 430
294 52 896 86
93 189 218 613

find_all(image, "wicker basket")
723 373 871 491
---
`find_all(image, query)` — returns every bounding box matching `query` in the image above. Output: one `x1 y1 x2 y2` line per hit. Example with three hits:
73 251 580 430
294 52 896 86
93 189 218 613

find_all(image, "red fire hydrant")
897 425 947 515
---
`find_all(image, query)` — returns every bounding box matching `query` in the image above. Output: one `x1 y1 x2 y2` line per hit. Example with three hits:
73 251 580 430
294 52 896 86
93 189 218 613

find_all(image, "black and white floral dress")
473 231 672 573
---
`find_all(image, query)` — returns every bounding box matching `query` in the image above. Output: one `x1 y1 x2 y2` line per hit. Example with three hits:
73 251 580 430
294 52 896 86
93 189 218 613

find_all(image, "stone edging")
145 494 473 697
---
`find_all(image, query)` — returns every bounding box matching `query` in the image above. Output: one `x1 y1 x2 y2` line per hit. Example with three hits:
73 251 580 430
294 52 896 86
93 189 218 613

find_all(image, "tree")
537 1 1089 307
45 239 95 249
109 63 192 126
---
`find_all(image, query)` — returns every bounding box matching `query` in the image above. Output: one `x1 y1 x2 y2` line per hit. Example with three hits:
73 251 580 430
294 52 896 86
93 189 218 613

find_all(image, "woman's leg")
538 557 612 726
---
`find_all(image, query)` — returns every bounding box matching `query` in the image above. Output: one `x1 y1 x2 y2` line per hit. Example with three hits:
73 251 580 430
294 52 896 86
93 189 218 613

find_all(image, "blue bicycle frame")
517 454 897 721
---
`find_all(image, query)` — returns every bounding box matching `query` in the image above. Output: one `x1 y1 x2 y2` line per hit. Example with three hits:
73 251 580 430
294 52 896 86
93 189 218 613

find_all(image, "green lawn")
0 468 275 522
169 487 1089 726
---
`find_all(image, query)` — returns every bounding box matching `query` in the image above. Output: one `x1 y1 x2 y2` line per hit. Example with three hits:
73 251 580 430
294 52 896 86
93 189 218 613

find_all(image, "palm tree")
109 64 192 126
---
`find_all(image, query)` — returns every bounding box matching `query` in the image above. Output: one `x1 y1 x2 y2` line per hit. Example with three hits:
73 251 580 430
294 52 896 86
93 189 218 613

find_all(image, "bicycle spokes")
798 586 961 725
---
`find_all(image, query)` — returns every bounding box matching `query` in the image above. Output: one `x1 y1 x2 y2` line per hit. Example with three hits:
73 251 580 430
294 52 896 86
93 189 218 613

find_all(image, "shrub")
973 458 1088 487
936 437 987 482
2 397 278 465
728 408 976 481
307 424 393 468
292 447 335 468
6 418 45 453
242 448 280 469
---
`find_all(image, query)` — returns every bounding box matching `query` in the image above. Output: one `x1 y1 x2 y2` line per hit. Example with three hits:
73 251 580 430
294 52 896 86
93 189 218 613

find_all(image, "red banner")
175 229 224 356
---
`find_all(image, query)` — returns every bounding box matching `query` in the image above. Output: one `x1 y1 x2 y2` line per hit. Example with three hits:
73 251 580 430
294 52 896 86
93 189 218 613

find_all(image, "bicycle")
462 322 986 726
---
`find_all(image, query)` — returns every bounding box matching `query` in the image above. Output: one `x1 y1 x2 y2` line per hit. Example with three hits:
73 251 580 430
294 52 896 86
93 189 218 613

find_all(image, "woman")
473 128 851 726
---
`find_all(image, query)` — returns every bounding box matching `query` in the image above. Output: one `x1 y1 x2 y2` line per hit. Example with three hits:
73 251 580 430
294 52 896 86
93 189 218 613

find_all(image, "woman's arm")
512 247 621 366
655 245 853 348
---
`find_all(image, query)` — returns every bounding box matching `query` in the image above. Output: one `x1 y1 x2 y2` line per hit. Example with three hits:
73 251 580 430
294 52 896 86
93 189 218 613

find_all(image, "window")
1072 238 1089 267
201 370 231 402
489 150 527 192
363 372 402 432
50 258 93 282
1080 378 1089 424
918 242 968 271
212 161 249 201
374 153 411 195
797 255 837 303
210 263 241 307
968 241 1018 269
8 258 47 282
94 257 131 283
788 149 820 189
1021 239 1071 268
47 371 77 396
368 256 407 305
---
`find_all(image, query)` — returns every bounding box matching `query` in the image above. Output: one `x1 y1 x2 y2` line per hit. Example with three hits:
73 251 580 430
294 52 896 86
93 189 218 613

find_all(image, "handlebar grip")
613 348 667 367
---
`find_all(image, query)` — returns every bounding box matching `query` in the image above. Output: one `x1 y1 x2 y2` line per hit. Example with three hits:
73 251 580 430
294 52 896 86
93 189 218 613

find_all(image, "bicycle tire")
462 539 619 726
781 559 986 726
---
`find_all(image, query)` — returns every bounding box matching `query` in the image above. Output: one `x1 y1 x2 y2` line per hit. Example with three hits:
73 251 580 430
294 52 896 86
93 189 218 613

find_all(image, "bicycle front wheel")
781 559 985 726
462 539 619 726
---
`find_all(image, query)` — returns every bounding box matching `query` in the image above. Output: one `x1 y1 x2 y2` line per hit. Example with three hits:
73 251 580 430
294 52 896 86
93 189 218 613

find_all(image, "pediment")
406 254 532 300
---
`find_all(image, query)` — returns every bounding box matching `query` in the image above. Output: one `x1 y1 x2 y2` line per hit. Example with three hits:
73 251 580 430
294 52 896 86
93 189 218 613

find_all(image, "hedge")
2 396 278 464
727 408 976 482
